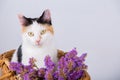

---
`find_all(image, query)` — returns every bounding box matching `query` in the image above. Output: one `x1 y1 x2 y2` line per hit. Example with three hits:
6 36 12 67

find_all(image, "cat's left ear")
38 9 52 25
17 14 32 26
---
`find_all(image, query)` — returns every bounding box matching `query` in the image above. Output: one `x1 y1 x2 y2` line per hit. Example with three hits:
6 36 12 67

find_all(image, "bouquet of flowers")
9 48 88 80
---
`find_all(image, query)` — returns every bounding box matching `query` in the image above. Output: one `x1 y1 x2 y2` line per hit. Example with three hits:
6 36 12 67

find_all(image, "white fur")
12 21 57 68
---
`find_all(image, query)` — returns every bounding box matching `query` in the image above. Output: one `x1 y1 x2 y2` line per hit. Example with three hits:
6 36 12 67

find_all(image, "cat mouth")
35 42 41 46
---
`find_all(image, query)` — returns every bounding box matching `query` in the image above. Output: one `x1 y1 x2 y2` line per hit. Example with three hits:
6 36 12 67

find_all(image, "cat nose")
36 39 40 43
36 36 41 44
36 39 41 44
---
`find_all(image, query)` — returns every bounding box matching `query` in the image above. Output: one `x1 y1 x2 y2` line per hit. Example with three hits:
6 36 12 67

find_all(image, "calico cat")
11 9 58 68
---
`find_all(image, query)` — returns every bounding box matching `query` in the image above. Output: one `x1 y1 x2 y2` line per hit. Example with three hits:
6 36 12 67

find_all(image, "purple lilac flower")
29 57 36 67
44 56 55 70
65 48 77 60
68 70 84 80
23 73 30 80
44 56 56 80
57 48 87 79
38 68 46 77
9 62 23 74
45 70 54 80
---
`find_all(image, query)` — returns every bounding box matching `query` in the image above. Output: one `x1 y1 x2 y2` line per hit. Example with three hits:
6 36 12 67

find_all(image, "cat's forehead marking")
28 21 45 31
21 21 40 33
22 21 54 34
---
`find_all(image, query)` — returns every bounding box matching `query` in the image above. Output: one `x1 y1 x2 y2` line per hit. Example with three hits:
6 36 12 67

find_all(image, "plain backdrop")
0 0 120 80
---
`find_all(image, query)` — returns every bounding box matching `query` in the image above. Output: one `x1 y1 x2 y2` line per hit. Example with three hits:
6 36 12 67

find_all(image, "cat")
11 9 58 68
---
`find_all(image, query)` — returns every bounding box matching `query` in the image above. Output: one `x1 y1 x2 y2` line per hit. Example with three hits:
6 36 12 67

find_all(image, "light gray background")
0 0 120 80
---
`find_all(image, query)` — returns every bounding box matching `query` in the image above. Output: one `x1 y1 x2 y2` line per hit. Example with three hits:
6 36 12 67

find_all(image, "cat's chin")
34 43 43 47
36 44 42 47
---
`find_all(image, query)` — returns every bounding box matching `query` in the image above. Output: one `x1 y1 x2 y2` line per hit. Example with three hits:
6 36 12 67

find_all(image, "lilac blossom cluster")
9 48 87 80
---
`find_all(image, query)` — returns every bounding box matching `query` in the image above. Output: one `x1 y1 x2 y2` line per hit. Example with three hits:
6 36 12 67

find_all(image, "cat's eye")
41 30 46 35
28 32 34 37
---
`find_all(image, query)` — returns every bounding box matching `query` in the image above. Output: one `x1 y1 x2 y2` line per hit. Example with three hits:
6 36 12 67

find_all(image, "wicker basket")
0 50 90 80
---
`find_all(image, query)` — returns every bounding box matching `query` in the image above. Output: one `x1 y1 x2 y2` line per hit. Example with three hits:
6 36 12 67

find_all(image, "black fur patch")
23 17 38 26
37 18 52 25
24 17 52 26
17 45 22 63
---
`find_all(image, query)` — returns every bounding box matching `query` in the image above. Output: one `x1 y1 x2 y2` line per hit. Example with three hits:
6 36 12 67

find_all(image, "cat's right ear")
38 9 52 25
17 14 29 26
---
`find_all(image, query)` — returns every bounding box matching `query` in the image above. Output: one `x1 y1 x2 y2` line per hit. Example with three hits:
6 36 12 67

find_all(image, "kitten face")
18 9 54 47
